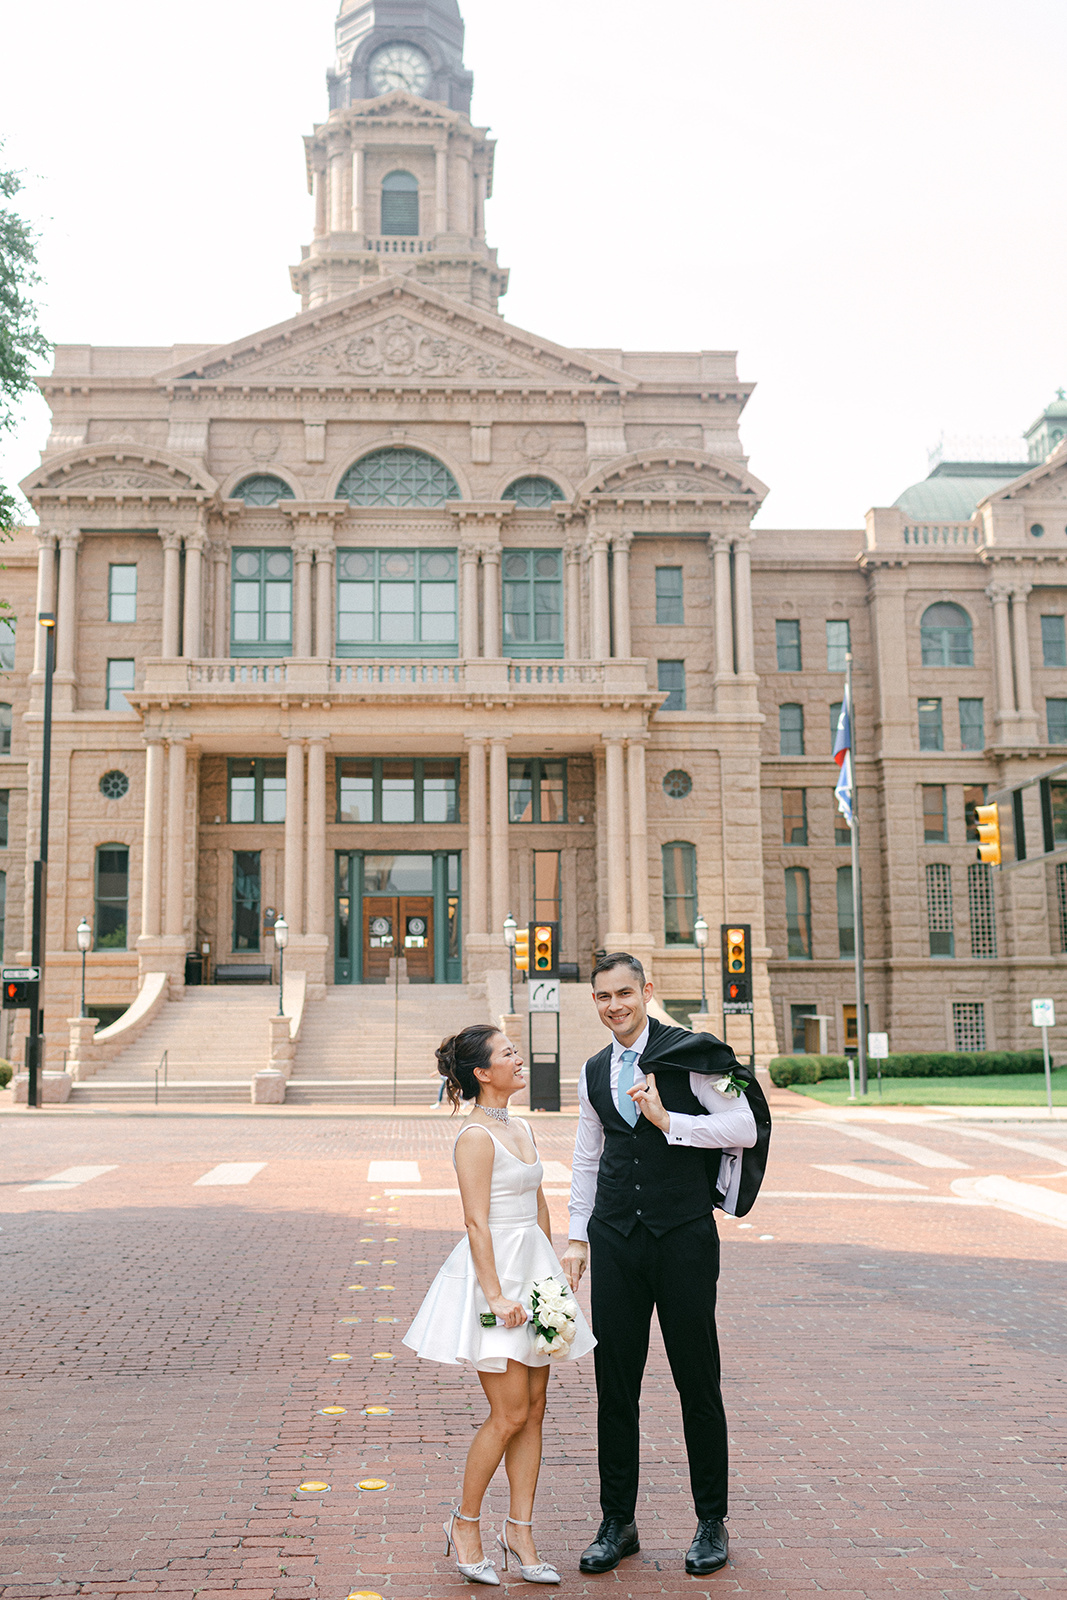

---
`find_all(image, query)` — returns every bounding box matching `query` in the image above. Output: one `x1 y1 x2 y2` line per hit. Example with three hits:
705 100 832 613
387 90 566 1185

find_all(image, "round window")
381 551 414 578
100 769 130 800
662 769 692 799
1031 523 1046 538
265 551 291 578
234 551 259 578
341 551 372 580
422 551 453 580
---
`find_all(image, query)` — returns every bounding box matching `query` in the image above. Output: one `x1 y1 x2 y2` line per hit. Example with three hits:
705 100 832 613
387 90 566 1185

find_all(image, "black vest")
587 1045 716 1238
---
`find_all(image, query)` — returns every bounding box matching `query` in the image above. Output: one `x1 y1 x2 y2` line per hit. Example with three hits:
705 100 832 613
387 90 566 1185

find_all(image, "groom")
562 952 771 1577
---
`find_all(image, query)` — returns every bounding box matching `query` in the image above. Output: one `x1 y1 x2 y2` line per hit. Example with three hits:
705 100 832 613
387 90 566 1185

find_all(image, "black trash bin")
184 954 204 986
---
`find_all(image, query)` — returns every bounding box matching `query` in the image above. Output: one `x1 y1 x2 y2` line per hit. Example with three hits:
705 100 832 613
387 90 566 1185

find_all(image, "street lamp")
76 918 91 1018
27 610 56 1109
694 914 709 1013
503 911 517 1013
273 916 289 1016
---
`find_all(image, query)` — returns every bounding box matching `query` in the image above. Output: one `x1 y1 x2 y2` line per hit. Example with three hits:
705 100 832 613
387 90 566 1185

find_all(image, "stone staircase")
69 989 276 1104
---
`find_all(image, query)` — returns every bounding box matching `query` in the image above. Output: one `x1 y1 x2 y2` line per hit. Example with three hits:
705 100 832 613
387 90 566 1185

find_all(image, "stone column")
711 536 734 680
733 531 756 676
140 736 165 938
489 736 510 937
314 166 327 235
305 737 327 936
603 736 628 941
55 530 81 677
1009 582 1036 730
481 543 501 657
466 736 488 937
589 536 611 659
285 741 305 934
182 530 205 659
32 530 57 674
313 541 335 658
474 168 485 237
611 533 632 658
160 530 182 658
164 737 187 939
565 542 582 658
329 151 345 232
210 541 228 658
293 540 314 656
626 738 650 938
435 145 449 233
986 580 1016 736
351 148 364 233
460 546 480 657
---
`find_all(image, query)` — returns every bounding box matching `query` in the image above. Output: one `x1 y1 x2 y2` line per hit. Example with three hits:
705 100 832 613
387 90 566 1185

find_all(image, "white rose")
559 1321 578 1344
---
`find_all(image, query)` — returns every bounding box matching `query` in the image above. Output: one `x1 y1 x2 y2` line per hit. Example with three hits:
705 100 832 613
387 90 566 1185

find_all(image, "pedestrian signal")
1 972 38 1010
720 923 752 1011
974 803 1001 865
513 927 530 972
531 922 558 978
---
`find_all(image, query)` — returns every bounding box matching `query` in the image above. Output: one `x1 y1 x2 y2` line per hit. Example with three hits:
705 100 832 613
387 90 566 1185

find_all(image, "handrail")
154 1050 168 1105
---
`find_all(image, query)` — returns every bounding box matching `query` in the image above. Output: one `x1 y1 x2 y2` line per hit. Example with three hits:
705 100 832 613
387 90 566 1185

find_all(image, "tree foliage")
0 151 50 537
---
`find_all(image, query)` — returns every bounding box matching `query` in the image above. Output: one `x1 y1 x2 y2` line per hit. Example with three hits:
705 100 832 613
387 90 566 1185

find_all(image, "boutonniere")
708 1071 748 1100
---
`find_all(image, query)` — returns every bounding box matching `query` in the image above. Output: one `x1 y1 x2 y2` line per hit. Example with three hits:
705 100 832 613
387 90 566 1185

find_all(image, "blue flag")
833 688 853 828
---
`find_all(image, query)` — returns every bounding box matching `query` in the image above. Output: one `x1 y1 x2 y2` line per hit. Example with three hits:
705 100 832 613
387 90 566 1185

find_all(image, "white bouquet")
529 1276 578 1358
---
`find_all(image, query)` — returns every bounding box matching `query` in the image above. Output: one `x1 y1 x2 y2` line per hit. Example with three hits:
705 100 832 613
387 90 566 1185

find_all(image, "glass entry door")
335 851 461 984
363 896 434 983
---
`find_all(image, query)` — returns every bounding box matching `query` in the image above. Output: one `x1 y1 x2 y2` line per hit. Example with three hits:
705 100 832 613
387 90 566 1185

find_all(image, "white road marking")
193 1162 266 1186
812 1163 928 1190
367 1161 421 1183
384 1188 572 1197
759 1192 986 1203
939 1127 1067 1165
20 1165 118 1192
952 1174 1067 1230
825 1124 970 1169
541 1161 573 1183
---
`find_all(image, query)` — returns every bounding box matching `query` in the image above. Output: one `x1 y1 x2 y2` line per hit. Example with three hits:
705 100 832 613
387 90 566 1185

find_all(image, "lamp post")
76 918 91 1018
503 911 517 1013
27 610 56 1109
273 916 289 1016
694 914 709 1013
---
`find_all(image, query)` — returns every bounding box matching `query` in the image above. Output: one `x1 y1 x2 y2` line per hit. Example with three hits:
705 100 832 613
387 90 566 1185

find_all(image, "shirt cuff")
567 1217 590 1243
666 1111 695 1145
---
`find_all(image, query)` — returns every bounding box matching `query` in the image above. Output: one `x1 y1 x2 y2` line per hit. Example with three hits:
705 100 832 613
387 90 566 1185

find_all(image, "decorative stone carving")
58 470 179 493
251 426 280 462
518 427 550 461
265 316 530 380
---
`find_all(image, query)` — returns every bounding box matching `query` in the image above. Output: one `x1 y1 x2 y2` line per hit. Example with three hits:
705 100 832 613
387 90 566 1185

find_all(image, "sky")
2 0 1065 529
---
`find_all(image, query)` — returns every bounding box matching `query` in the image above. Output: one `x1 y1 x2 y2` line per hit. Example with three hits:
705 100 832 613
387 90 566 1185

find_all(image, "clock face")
368 42 431 96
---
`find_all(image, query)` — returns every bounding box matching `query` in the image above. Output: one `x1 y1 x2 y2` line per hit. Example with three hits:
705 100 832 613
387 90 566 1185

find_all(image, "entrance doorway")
335 851 461 984
363 896 434 983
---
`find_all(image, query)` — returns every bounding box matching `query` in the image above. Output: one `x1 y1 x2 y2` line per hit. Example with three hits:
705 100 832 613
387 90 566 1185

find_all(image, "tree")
0 151 50 537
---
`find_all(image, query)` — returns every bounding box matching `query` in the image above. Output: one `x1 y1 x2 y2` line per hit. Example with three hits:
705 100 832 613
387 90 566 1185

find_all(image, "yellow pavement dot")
299 1481 330 1492
387 1206 399 1212
359 1478 388 1490
329 1353 352 1362
353 1259 370 1265
385 1237 399 1241
365 1208 381 1213
338 1317 362 1325
375 1316 398 1323
365 1406 392 1415
381 1259 397 1265
347 1592 384 1600
346 1285 366 1291
372 1351 394 1360
317 1406 348 1415
375 1285 394 1291
360 1237 376 1242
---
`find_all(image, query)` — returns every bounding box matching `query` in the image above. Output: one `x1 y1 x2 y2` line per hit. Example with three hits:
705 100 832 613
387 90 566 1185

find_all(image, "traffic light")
531 922 558 978
513 927 530 972
975 803 1001 865
720 923 752 1011
2 975 38 1010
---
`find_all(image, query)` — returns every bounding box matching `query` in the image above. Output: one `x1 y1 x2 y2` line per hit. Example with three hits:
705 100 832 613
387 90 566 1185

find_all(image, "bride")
404 1023 595 1585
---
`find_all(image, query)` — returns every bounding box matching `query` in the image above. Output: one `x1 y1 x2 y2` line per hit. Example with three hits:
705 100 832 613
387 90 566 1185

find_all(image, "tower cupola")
328 0 473 114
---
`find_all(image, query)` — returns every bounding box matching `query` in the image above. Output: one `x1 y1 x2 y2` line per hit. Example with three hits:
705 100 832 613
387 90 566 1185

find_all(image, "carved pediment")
983 439 1067 505
263 314 532 381
22 445 217 502
577 451 767 506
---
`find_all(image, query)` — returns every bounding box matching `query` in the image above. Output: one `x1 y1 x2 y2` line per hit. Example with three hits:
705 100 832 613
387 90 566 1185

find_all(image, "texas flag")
832 689 853 828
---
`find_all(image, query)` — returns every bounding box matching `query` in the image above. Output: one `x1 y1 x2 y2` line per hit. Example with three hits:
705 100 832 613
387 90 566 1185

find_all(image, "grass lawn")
786 1068 1067 1106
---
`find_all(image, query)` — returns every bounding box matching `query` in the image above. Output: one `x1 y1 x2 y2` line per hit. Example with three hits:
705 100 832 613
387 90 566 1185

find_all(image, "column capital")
732 528 755 550
708 532 733 554
985 580 1014 603
600 732 627 747
478 540 502 562
610 531 634 552
311 538 336 562
184 530 208 555
459 544 482 566
165 731 191 744
306 732 331 744
586 533 611 555
464 732 489 748
624 731 650 745
159 528 182 553
208 538 229 564
1009 580 1033 600
142 731 166 745
36 528 58 551
58 528 82 551
292 539 316 565
564 539 583 564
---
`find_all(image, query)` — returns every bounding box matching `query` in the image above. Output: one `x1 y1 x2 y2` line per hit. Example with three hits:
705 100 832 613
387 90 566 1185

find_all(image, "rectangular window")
336 548 458 656
662 841 697 944
1048 699 1067 744
835 808 851 847
922 784 947 842
1056 862 1067 952
533 850 561 925
1042 614 1067 667
837 864 855 957
0 705 9 755
228 758 287 824
94 844 129 950
959 697 985 751
1051 780 1067 846
655 566 684 625
0 790 7 849
782 788 807 845
108 564 137 623
501 549 563 657
968 862 997 958
776 619 801 671
106 659 136 712
826 619 850 672
0 617 15 671
335 757 459 824
830 701 842 751
964 784 987 843
657 660 686 710
785 866 812 958
231 548 292 656
926 862 954 956
0 868 5 958
508 758 566 824
952 1000 986 1052
233 850 261 951
918 697 943 751
779 703 805 755
790 1002 817 1052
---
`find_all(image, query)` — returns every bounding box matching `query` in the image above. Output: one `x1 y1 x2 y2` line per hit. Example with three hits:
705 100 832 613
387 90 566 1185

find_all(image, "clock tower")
292 0 507 312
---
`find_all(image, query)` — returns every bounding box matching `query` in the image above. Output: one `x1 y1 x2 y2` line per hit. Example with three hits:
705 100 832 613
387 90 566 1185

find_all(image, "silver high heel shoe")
443 1509 501 1586
496 1516 561 1584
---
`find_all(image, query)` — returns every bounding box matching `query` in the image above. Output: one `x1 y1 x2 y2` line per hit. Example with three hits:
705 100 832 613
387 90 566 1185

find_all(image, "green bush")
769 1050 1046 1088
0 1059 13 1089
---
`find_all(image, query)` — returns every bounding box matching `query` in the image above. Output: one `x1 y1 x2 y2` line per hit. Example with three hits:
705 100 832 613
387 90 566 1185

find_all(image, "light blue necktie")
616 1049 640 1126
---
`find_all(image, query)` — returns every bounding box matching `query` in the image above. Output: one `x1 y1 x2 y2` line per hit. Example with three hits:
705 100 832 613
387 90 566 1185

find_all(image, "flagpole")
846 652 868 1096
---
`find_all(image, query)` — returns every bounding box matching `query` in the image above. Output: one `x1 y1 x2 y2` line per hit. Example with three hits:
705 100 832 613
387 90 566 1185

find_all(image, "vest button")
635 1184 641 1191
636 1208 642 1215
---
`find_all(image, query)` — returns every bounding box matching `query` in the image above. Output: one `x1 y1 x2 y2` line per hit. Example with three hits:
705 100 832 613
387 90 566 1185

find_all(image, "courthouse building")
5 0 1067 1082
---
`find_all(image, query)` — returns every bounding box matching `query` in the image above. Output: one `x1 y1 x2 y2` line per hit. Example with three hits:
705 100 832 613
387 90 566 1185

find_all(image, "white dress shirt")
568 1021 758 1240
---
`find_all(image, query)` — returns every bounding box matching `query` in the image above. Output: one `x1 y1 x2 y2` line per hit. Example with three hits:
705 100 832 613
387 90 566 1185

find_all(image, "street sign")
1 967 39 982
528 979 560 1013
1032 999 1056 1028
867 1032 889 1059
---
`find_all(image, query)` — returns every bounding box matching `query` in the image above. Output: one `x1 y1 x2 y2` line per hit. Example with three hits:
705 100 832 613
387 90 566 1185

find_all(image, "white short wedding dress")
403 1119 596 1375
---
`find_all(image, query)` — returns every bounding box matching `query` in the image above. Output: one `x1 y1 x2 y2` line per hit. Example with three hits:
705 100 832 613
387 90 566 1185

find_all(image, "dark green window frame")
502 549 563 658
776 619 802 671
231 548 292 657
508 758 567 824
0 789 7 848
335 548 458 657
233 850 261 952
95 844 129 950
228 758 287 824
662 840 697 945
336 757 460 824
655 566 684 625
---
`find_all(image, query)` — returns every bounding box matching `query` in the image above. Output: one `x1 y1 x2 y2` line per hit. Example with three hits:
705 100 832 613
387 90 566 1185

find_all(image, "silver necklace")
481 1105 510 1125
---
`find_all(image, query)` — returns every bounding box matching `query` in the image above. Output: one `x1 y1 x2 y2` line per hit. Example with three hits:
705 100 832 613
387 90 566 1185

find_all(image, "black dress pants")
588 1212 728 1522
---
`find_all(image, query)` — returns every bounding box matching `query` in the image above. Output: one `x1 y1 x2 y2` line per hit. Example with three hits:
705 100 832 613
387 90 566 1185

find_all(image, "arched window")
502 476 566 508
231 475 295 506
662 841 697 944
381 170 419 235
95 844 129 950
0 703 10 755
336 448 459 507
921 602 973 667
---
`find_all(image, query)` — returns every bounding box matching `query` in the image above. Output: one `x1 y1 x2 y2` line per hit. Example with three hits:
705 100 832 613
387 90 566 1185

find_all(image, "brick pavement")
1 1112 1065 1599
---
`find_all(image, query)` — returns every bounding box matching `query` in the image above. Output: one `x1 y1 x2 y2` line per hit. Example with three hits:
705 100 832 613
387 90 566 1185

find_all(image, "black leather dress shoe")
685 1518 729 1575
579 1518 640 1573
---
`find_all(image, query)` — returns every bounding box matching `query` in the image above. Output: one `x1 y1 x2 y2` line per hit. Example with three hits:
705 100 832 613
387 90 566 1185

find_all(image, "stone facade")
5 0 1067 1068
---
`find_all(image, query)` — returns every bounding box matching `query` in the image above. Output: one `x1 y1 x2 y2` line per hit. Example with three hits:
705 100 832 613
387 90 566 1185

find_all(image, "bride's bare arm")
454 1127 526 1328
535 1185 551 1244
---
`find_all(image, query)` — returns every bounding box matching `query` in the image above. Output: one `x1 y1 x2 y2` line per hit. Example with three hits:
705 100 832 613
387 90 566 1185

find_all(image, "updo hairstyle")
436 1023 499 1112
